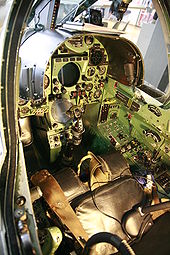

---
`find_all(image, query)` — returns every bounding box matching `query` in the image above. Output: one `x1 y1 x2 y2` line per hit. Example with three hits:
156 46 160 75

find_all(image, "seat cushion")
72 176 147 254
54 167 89 201
99 151 131 180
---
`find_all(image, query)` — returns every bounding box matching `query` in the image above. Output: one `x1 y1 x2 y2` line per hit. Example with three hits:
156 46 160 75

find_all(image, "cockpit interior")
0 0 170 255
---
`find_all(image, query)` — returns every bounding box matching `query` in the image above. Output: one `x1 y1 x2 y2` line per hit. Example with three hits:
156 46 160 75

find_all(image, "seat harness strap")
31 169 89 248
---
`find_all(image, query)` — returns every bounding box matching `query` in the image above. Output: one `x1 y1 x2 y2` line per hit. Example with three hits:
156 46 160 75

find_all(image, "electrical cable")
87 164 128 226
79 161 156 239
86 161 123 225
89 180 122 225
80 164 143 228
88 173 156 241
134 174 170 199
133 175 155 185
122 212 152 242
82 232 136 255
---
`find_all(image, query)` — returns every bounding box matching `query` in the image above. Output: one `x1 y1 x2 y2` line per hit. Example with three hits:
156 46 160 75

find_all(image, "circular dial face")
85 83 93 91
90 48 104 66
84 35 94 45
94 89 102 98
58 63 80 87
87 67 95 76
98 66 106 75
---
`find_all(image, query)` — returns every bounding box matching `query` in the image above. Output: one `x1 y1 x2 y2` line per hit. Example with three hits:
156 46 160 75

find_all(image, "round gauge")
90 48 103 66
20 107 29 114
53 86 59 93
87 67 95 77
84 35 94 46
52 78 58 85
58 63 80 87
85 83 93 91
51 99 72 124
94 89 102 98
98 66 106 75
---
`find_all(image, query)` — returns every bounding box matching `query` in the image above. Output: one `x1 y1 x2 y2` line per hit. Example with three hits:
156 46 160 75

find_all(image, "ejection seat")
32 151 170 255
52 151 170 255
53 151 155 254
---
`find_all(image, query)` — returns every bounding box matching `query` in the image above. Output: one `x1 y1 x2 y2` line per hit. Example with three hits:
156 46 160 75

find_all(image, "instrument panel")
45 35 108 106
18 30 169 188
19 34 109 123
18 33 109 161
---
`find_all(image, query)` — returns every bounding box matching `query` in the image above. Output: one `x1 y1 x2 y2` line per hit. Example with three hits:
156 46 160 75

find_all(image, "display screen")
58 62 80 87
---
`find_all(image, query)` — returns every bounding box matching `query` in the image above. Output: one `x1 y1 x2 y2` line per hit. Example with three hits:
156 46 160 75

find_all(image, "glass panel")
56 0 82 24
